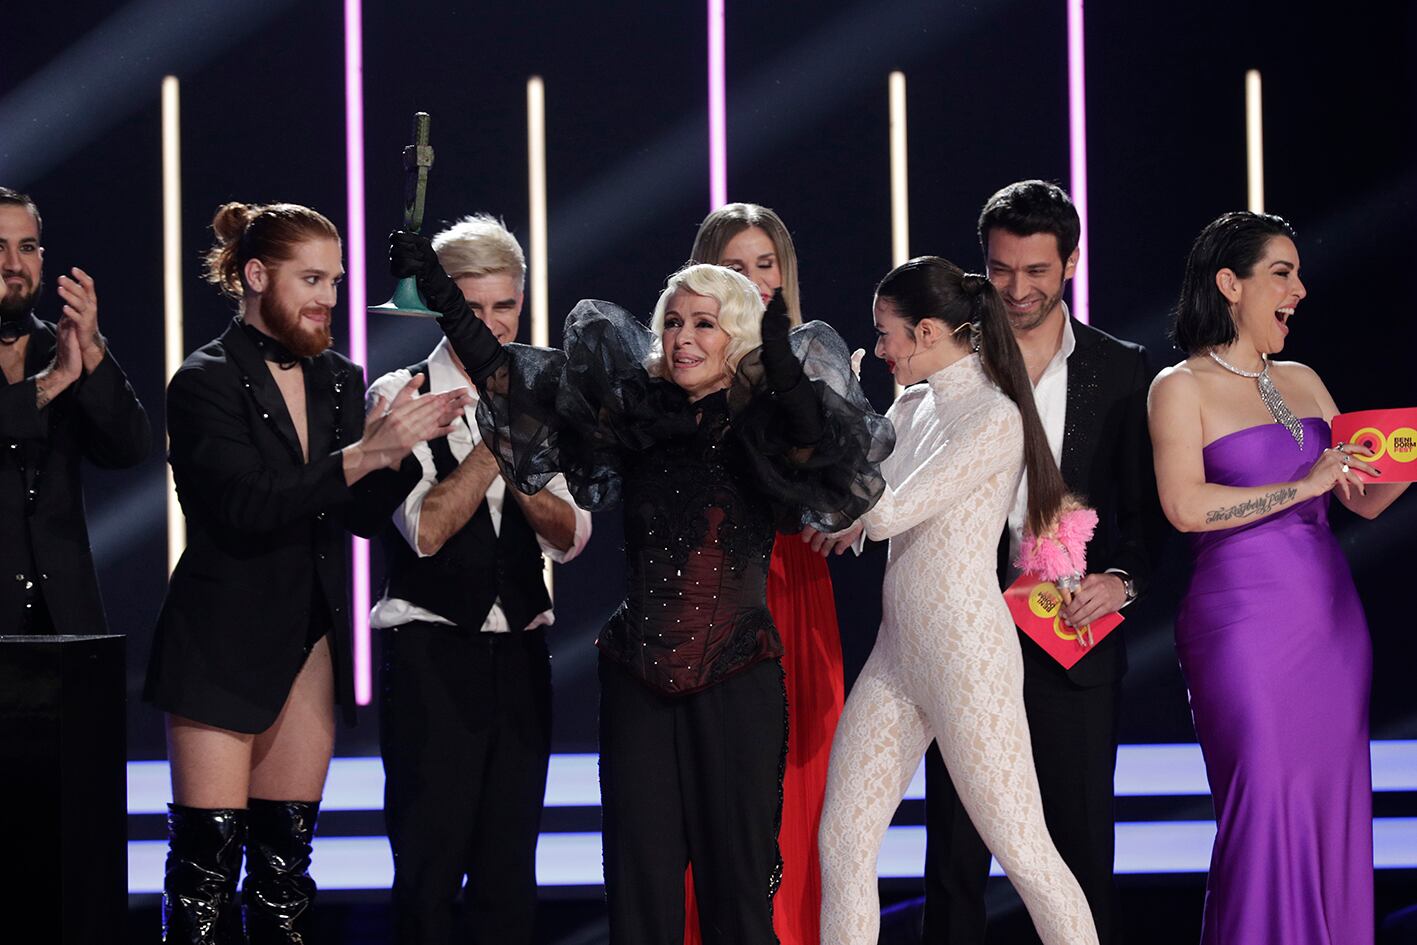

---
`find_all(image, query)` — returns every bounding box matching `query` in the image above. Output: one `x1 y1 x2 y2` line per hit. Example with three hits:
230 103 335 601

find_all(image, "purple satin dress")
1177 417 1373 945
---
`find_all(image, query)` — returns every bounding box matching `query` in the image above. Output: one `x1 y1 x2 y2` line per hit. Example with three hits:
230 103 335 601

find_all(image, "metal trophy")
370 111 438 317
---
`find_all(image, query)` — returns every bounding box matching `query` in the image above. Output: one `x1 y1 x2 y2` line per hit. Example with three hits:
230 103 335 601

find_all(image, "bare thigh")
167 637 336 807
167 716 256 808
250 636 336 802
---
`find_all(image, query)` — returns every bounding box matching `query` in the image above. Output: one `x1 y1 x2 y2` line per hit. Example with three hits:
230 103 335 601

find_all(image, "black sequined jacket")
0 312 151 634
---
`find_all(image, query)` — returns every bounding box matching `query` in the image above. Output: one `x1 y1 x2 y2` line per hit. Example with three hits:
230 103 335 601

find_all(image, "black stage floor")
125 872 1417 944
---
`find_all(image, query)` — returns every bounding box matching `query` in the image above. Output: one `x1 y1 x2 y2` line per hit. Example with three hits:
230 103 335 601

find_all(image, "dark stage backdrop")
5 0 1415 764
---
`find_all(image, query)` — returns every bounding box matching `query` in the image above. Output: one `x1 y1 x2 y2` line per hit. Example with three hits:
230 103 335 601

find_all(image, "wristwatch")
1109 569 1137 605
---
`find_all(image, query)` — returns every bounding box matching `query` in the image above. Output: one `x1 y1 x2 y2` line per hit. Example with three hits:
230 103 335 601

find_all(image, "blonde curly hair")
646 264 765 383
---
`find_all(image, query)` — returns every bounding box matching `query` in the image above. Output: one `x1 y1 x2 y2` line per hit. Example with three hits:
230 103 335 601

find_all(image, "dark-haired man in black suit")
922 180 1165 945
0 186 150 635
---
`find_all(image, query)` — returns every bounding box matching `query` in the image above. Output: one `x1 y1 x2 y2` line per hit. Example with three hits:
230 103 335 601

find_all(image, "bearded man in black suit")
0 186 150 635
145 200 464 944
921 180 1165 945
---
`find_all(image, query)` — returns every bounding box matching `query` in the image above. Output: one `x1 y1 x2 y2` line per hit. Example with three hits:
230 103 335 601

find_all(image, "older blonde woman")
684 204 845 945
388 233 893 945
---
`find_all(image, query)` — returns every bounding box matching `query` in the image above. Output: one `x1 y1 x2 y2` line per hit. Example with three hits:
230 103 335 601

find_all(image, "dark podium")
0 635 127 943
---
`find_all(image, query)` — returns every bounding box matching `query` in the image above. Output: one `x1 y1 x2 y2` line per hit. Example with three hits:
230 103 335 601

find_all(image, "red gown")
684 533 845 945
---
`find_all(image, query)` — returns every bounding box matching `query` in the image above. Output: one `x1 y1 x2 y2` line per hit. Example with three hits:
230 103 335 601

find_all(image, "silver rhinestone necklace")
1208 350 1304 448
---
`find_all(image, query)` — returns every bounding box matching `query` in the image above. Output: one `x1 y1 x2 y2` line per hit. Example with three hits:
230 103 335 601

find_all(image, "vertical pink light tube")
708 0 727 209
1066 0 1090 325
344 0 373 705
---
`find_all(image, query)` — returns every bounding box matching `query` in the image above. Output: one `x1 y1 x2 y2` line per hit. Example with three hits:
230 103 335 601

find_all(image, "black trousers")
599 656 787 945
922 648 1121 945
380 622 552 945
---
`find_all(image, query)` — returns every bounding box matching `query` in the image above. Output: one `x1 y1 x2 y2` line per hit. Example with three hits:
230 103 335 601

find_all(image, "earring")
951 320 981 352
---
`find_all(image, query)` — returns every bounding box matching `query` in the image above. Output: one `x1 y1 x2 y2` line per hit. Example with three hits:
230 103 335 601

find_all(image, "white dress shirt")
368 338 592 632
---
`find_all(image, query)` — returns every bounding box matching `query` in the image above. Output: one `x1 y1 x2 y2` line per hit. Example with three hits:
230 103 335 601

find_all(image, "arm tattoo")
1204 486 1298 524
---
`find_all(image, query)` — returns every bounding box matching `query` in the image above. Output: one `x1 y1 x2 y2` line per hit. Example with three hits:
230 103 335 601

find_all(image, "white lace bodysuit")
818 353 1099 945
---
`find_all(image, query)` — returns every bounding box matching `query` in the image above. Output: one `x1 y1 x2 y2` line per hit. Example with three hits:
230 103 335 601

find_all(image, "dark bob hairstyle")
1170 210 1296 356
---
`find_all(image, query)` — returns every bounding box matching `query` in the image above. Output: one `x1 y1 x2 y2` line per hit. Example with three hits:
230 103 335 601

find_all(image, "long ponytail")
877 258 1068 535
960 274 1067 535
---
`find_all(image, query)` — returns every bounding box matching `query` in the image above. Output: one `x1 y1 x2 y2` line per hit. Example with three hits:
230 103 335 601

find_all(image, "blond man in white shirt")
370 215 591 945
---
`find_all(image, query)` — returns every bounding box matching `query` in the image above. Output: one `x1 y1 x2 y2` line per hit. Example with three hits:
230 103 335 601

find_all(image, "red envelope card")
1003 573 1124 670
1331 408 1417 483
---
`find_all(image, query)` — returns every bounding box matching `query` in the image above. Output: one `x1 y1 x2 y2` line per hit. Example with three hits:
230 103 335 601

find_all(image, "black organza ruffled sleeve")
475 299 696 511
472 341 566 496
728 320 895 533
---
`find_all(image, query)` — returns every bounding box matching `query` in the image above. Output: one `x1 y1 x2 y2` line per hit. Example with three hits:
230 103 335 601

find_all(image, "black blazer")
1010 317 1166 688
0 314 151 633
145 319 415 733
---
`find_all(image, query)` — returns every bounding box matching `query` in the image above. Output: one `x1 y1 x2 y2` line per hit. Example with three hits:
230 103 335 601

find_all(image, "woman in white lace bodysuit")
818 257 1099 945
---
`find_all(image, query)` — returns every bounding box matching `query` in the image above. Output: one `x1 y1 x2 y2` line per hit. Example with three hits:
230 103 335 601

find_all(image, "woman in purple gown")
1148 211 1410 944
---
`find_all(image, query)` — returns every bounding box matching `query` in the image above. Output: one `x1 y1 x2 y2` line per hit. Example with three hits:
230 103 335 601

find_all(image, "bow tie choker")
241 322 301 369
1207 350 1304 449
0 319 32 345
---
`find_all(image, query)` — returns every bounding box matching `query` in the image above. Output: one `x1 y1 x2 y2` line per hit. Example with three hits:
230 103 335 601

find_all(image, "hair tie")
236 212 257 256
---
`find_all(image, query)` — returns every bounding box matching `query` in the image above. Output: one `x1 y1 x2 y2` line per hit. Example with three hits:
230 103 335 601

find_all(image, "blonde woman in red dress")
682 204 856 945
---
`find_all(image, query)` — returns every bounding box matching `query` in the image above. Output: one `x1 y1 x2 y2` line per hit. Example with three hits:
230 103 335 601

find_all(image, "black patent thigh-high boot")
243 799 320 944
162 805 248 944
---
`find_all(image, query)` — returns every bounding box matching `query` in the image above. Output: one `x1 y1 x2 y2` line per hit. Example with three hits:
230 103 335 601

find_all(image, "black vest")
381 363 552 632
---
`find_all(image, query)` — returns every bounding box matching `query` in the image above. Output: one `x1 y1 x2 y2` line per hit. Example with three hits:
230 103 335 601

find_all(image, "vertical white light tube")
527 75 553 597
1245 69 1264 213
889 71 909 268
161 76 185 574
1066 0 1090 324
889 71 909 398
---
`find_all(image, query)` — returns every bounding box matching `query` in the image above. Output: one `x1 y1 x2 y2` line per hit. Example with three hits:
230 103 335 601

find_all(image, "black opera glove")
758 288 821 446
759 289 800 392
388 230 463 316
388 230 504 383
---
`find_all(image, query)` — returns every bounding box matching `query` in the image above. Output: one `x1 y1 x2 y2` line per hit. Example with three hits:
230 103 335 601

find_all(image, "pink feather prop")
1015 506 1098 581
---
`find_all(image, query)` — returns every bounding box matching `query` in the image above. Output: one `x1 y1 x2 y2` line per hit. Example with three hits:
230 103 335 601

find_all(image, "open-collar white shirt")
368 337 592 632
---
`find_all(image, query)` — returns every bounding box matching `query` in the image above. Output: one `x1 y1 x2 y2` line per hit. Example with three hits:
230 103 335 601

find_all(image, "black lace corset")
595 392 782 695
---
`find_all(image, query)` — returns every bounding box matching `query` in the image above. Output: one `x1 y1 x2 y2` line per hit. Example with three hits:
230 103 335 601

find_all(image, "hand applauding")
344 372 471 484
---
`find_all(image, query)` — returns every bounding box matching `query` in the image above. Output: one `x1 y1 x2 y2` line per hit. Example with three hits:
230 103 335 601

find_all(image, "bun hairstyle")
204 201 340 301
876 256 1068 535
689 202 802 327
959 271 989 299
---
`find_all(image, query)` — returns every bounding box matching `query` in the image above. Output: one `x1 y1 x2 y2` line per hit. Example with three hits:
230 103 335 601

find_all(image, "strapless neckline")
1202 415 1328 453
1176 412 1371 945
